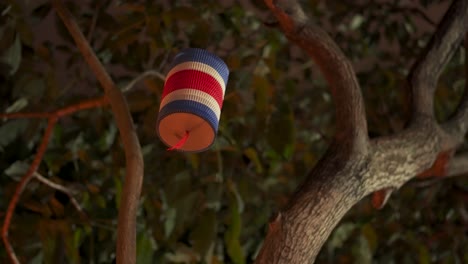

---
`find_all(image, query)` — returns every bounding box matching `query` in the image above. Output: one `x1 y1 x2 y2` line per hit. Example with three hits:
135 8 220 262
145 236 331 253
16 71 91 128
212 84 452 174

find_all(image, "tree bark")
255 1 468 263
52 1 144 263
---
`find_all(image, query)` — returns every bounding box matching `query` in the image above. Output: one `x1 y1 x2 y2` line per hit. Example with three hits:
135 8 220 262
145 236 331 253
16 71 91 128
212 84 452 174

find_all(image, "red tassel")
167 131 189 151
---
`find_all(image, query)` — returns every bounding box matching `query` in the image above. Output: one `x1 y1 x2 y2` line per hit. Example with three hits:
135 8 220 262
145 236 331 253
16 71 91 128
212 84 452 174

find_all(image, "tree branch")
412 153 468 187
55 96 108 117
122 70 165 92
0 96 107 263
51 1 144 263
443 33 468 143
408 0 468 119
255 1 468 263
447 153 468 177
0 96 107 120
2 118 56 264
263 0 368 153
33 172 87 220
0 112 49 119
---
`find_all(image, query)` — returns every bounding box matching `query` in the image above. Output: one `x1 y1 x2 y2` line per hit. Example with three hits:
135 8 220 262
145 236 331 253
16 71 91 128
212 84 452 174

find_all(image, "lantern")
157 48 229 152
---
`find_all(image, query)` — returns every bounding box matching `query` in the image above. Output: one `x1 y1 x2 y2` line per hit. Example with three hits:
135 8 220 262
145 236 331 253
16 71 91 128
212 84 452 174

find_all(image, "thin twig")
55 96 108 117
1 117 57 264
402 7 437 27
122 71 165 92
86 1 103 41
157 52 170 72
0 97 108 121
0 112 50 119
34 172 118 232
0 96 107 263
33 172 87 220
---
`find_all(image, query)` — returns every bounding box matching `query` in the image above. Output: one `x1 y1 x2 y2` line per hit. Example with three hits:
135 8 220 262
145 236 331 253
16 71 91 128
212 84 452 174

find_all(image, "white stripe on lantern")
165 62 226 94
159 88 221 120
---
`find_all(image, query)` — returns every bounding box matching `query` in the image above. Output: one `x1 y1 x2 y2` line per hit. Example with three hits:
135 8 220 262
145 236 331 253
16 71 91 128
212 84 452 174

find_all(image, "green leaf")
243 147 263 174
137 230 157 264
164 244 199 263
5 97 28 113
252 75 271 117
328 222 356 250
352 235 373 264
98 123 117 151
166 170 192 204
417 243 430 264
172 191 200 237
187 153 200 171
0 119 28 151
361 224 378 252
1 34 22 75
4 160 29 179
13 77 46 100
29 252 44 264
164 207 176 239
205 182 222 210
267 109 295 158
114 176 123 209
38 220 77 263
224 180 245 264
350 15 364 30
190 209 217 259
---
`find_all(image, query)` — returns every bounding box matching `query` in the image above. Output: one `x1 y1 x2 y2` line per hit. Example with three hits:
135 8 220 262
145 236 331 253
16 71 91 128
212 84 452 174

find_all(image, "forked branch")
1 96 107 263
1 118 56 264
256 1 468 263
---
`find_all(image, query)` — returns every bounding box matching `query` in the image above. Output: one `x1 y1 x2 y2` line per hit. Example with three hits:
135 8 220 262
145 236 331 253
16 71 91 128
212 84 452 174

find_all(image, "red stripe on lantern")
162 70 224 108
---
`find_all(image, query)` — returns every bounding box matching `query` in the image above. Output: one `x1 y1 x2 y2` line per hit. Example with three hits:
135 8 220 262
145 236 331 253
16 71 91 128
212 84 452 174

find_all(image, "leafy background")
0 0 467 263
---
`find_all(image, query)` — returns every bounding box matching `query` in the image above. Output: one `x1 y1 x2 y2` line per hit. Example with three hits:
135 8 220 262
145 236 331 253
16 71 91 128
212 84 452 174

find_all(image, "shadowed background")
0 0 466 263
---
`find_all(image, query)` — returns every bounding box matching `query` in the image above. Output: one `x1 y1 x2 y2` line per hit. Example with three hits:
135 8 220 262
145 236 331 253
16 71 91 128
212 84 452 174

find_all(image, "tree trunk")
255 0 468 263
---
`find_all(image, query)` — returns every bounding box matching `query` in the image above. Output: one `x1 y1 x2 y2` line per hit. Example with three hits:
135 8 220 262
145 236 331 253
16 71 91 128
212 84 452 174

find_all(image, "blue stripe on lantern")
157 100 220 133
171 48 229 87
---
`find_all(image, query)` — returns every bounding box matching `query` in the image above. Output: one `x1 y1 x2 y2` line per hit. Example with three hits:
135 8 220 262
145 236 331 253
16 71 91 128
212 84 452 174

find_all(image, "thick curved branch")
409 0 468 119
255 1 468 263
370 32 468 208
264 0 368 152
51 1 144 263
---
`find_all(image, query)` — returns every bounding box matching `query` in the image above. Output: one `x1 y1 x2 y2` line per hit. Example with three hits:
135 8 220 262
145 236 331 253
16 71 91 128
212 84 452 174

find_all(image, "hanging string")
167 131 190 151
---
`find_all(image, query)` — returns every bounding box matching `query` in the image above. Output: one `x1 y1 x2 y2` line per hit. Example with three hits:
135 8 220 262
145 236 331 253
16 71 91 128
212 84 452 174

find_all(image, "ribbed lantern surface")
157 48 229 152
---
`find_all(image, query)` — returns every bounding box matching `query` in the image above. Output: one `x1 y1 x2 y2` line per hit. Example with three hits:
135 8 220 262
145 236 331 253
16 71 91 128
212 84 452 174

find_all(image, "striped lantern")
157 48 229 152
